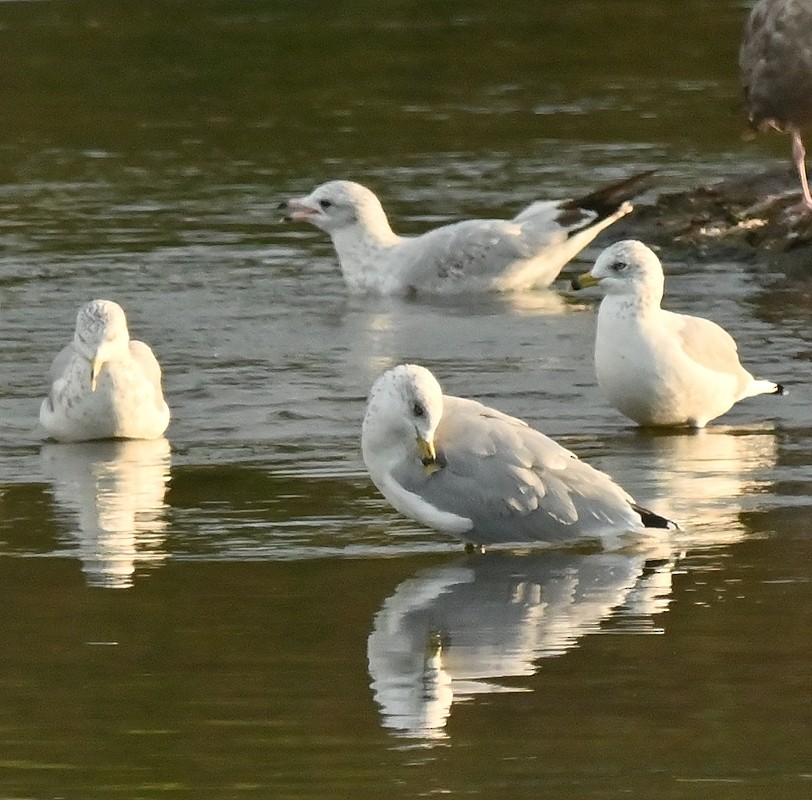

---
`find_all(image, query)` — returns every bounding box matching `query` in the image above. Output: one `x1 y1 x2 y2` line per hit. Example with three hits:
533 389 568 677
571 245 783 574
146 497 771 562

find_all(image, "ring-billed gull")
284 172 653 294
40 299 171 442
740 0 812 210
361 364 674 549
572 240 785 428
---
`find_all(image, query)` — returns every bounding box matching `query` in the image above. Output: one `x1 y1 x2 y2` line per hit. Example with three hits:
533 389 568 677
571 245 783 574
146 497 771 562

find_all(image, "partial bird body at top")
573 240 785 429
740 0 812 210
361 364 674 551
40 299 170 443
284 172 653 295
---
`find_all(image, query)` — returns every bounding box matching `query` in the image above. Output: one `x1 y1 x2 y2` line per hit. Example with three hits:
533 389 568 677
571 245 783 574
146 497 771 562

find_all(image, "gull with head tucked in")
573 240 785 428
361 364 674 550
40 299 171 442
284 173 653 295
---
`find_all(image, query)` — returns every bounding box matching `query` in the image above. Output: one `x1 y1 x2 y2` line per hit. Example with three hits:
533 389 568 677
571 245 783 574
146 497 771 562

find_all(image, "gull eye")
412 402 425 418
610 260 628 272
319 199 333 210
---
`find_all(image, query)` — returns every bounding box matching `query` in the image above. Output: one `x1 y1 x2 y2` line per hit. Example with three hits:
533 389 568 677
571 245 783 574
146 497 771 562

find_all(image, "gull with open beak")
283 172 654 295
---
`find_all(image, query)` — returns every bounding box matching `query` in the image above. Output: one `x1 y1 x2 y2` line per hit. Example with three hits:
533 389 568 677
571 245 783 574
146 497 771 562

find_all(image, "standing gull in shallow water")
573 240 785 428
740 0 812 210
40 299 170 442
361 364 674 549
283 172 653 295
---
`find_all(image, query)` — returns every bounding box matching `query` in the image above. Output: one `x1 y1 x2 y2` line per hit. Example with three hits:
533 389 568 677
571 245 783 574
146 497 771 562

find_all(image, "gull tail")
631 503 678 530
498 169 656 291
560 169 657 228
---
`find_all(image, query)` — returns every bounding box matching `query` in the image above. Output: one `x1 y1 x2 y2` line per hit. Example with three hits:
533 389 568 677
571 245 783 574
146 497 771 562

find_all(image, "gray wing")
392 396 641 545
129 340 167 411
41 343 78 416
511 198 597 233
47 343 77 385
393 218 546 287
666 311 752 388
129 340 163 386
392 198 615 291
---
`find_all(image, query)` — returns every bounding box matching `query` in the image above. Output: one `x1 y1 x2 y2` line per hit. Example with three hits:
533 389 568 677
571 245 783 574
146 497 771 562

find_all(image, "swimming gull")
572 240 785 428
40 299 171 442
740 0 812 210
284 172 653 294
361 364 674 549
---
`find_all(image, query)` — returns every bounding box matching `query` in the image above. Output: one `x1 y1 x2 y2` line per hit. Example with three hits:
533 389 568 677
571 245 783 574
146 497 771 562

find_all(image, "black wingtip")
774 383 786 396
631 503 678 530
562 169 657 219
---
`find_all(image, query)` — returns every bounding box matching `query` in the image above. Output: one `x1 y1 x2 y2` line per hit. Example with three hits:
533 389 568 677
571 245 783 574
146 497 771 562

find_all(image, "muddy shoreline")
610 167 812 275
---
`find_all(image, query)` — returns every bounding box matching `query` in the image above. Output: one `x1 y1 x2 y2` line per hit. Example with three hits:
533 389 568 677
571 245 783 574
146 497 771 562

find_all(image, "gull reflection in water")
40 438 171 589
368 547 674 740
637 427 779 546
344 290 571 381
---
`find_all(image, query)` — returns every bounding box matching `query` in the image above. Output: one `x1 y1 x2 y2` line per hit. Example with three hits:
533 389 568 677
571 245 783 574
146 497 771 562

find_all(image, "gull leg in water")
791 129 812 210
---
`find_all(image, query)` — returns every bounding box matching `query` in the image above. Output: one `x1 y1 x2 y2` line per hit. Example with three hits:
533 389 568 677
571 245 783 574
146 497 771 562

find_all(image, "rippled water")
1 1 811 798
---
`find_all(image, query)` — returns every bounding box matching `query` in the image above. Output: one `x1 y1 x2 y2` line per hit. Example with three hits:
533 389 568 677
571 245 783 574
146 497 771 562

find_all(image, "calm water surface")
1 1 811 798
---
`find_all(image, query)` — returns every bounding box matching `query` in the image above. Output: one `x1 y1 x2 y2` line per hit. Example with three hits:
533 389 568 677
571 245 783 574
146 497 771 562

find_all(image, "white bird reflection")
40 438 171 589
632 427 779 547
367 546 675 740
343 291 573 382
